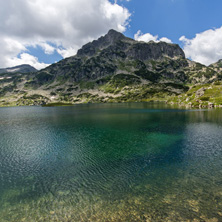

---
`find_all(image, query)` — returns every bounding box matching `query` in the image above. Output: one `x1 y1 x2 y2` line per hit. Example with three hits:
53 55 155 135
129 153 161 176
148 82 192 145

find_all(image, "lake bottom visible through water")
0 103 222 221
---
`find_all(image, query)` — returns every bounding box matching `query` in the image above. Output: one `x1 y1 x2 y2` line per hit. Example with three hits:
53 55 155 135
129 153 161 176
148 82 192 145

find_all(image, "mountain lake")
0 102 222 221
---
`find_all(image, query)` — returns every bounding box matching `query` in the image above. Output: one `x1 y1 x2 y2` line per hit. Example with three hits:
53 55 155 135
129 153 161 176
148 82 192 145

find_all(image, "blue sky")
122 0 222 43
1 0 222 69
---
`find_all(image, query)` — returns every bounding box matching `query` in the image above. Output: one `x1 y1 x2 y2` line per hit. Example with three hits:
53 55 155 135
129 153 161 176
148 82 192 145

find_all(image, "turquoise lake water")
0 103 222 221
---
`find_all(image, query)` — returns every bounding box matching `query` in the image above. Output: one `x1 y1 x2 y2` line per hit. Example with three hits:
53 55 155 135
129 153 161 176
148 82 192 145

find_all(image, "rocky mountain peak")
77 29 127 57
76 29 185 61
105 29 125 42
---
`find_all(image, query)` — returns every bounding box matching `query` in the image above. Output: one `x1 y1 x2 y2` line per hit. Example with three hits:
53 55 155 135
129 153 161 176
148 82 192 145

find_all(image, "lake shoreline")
1 99 222 110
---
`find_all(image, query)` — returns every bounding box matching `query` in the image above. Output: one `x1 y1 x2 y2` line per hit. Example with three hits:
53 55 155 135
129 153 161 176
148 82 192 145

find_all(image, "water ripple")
0 104 222 221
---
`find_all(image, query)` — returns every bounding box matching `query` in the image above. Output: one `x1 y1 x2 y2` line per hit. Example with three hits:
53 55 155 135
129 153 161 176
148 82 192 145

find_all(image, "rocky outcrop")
77 29 126 57
126 41 185 61
195 87 206 97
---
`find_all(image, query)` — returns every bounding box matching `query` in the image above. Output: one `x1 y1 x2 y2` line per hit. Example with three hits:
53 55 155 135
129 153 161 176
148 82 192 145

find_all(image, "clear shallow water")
0 103 222 221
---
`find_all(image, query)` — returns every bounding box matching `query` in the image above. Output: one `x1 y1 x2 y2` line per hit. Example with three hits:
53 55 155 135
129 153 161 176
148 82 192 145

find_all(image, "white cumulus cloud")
39 43 55 55
6 53 50 70
179 26 222 65
0 0 131 69
134 30 172 43
159 37 172 44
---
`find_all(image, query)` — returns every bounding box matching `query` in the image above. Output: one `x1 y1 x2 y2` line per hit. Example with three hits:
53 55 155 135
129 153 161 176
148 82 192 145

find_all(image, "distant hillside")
0 30 221 108
0 64 37 74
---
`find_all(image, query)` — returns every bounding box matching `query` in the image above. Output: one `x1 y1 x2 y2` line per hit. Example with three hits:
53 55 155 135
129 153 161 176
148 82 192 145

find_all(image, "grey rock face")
126 42 185 61
77 29 184 60
40 29 187 83
195 87 206 97
77 29 125 57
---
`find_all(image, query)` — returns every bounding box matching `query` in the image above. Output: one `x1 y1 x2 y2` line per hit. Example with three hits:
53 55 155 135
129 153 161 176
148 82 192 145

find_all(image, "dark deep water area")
0 103 222 221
